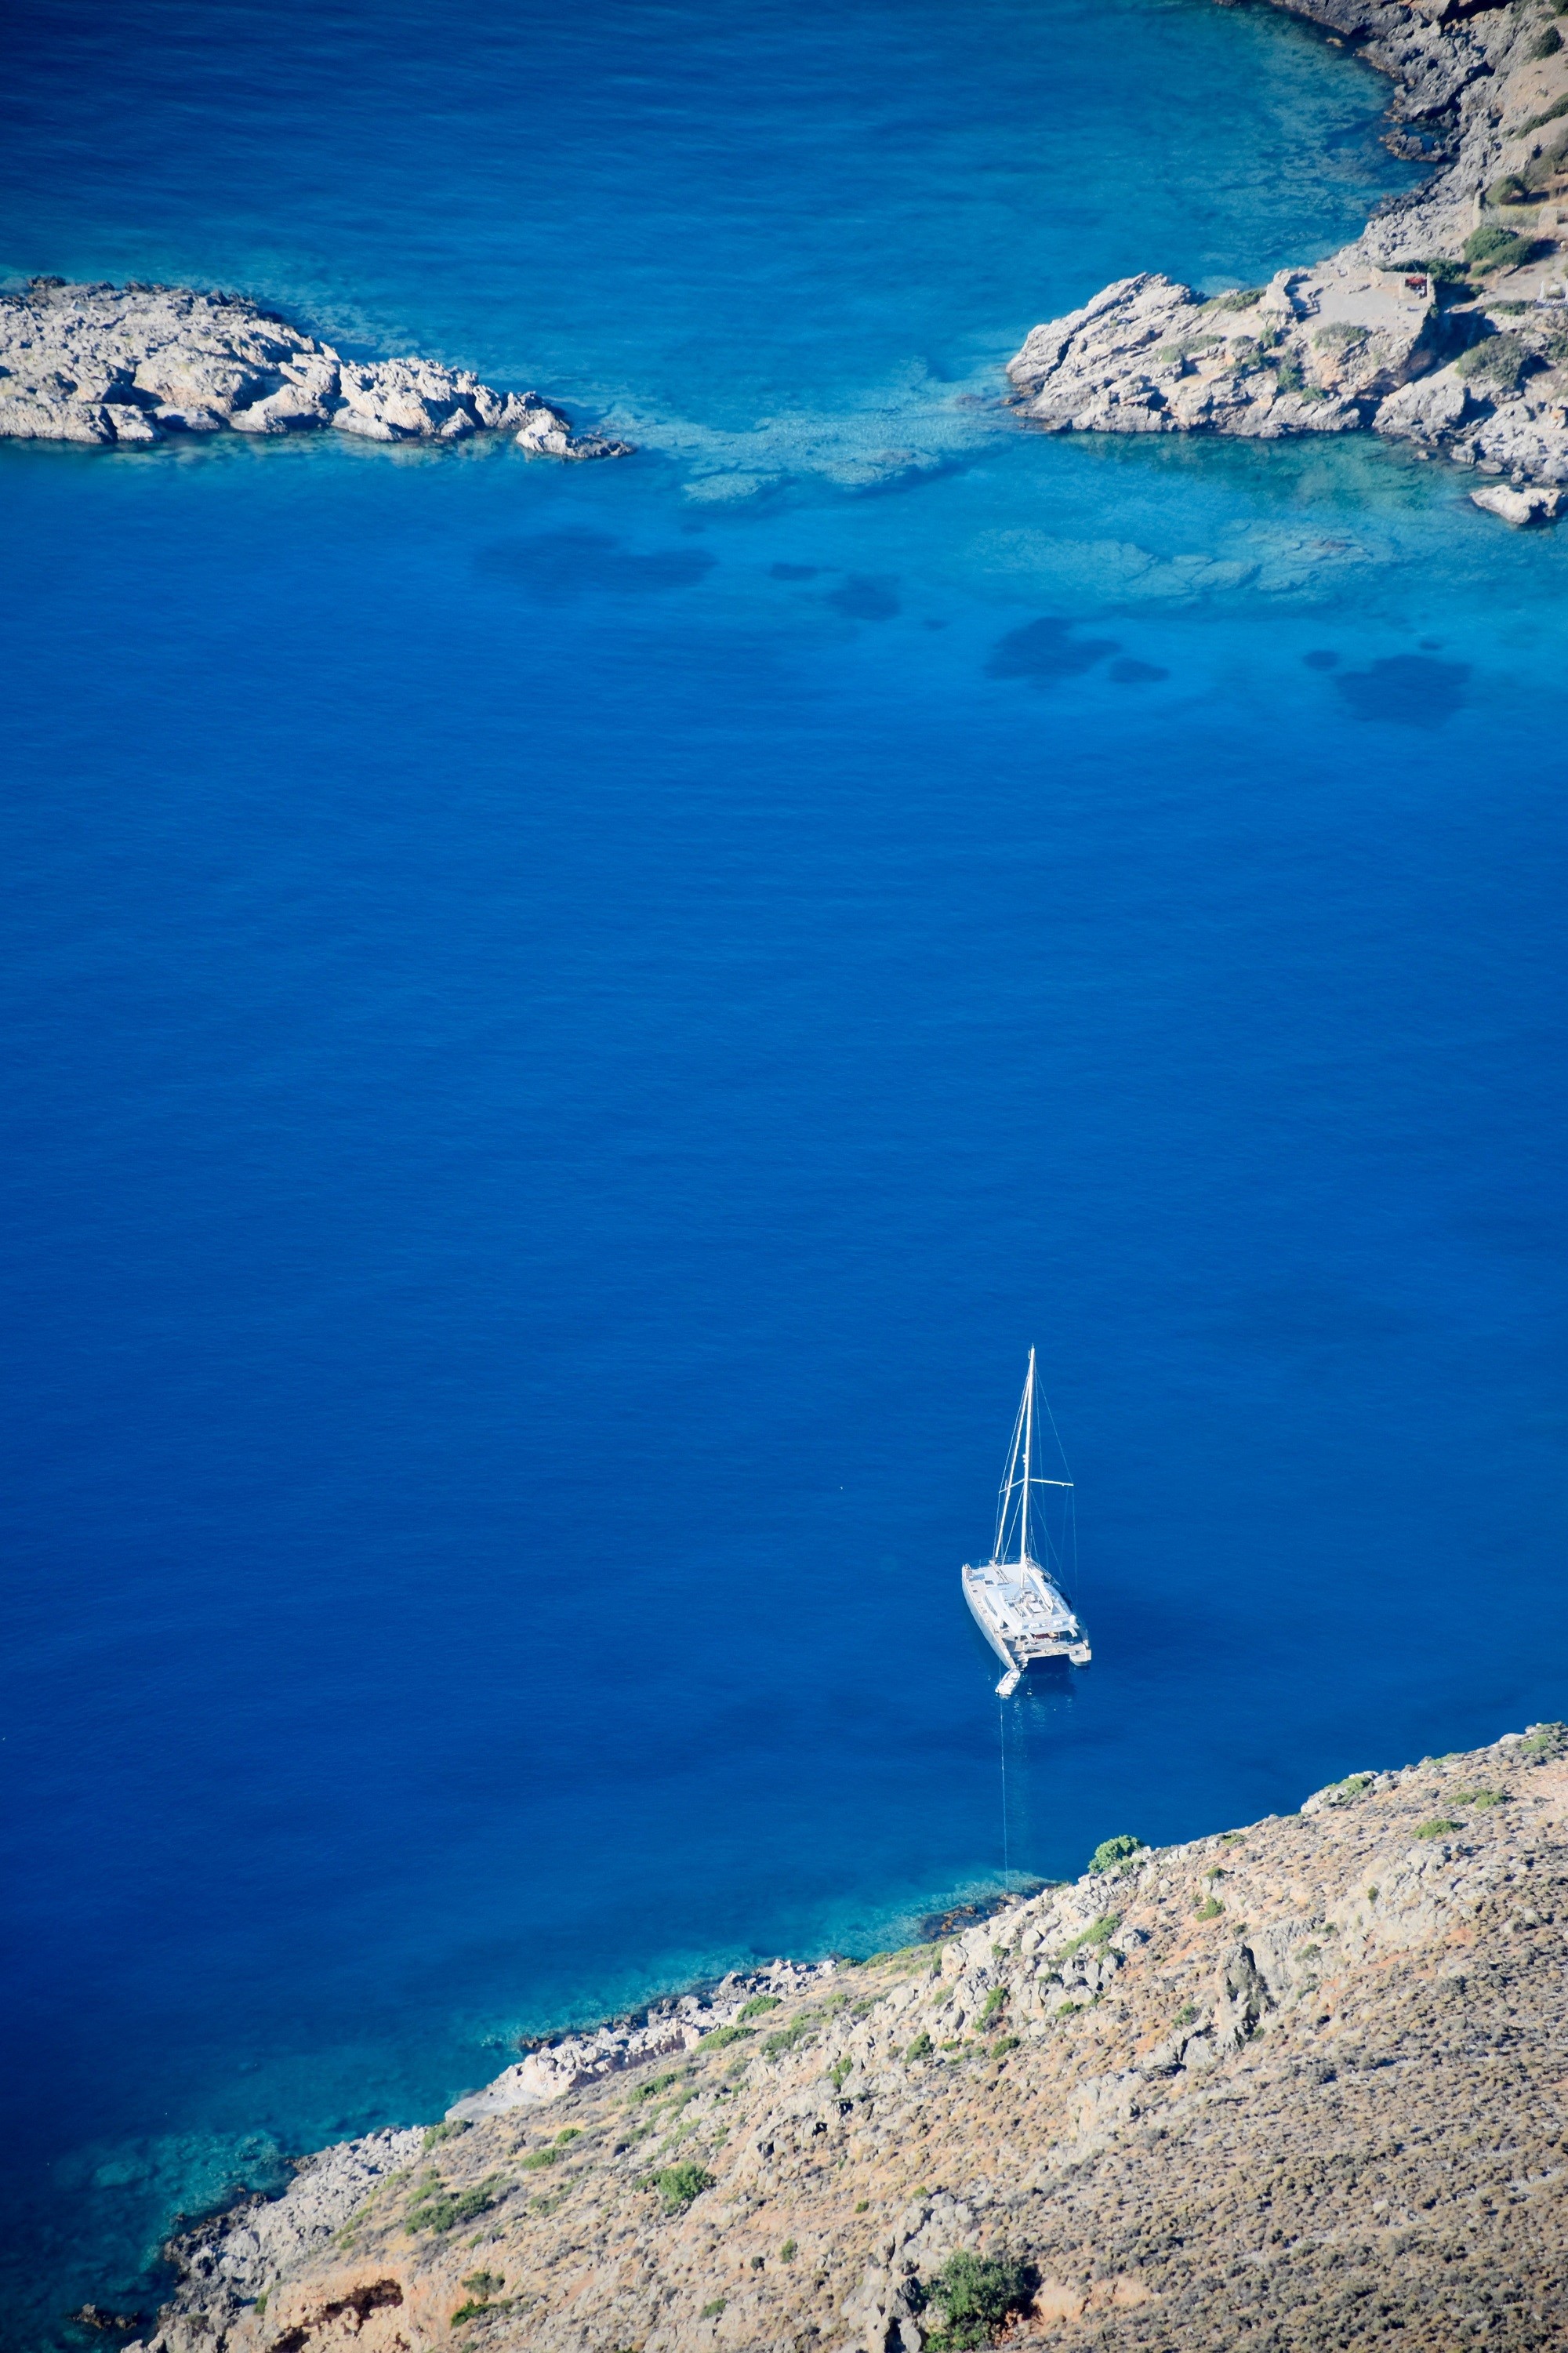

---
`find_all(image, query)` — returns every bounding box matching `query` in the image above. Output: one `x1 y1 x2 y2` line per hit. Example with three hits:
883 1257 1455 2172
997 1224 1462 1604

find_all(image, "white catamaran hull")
962 1560 1091 1696
960 1349 1091 1695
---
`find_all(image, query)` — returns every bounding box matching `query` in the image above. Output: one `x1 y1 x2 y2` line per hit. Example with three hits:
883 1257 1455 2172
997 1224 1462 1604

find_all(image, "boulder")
1469 481 1566 525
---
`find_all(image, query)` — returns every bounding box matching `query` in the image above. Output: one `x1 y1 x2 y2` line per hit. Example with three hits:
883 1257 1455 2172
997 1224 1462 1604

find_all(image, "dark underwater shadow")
985 615 1119 684
1333 652 1471 726
826 574 901 620
475 528 716 596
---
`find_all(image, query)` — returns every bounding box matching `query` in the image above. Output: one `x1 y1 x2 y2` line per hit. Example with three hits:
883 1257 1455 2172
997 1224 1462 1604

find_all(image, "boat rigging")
960 1349 1091 1694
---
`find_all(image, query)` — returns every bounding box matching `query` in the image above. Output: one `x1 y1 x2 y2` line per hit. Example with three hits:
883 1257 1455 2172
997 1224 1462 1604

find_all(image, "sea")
2 0 1566 2338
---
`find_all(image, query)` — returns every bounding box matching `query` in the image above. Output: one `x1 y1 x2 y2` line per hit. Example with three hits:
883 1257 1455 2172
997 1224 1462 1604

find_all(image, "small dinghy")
961 1349 1091 1694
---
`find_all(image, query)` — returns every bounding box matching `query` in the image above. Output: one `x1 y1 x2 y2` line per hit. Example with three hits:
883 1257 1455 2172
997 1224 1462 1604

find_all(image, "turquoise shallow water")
2 0 1566 2341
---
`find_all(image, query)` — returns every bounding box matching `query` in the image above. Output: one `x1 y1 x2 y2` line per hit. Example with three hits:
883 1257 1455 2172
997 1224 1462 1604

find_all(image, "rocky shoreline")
1007 0 1568 525
446 1960 843 2122
0 281 630 457
123 1720 1568 2353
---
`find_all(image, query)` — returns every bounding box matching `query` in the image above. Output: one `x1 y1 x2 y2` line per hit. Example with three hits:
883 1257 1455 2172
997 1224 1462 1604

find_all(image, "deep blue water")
2 0 1567 2339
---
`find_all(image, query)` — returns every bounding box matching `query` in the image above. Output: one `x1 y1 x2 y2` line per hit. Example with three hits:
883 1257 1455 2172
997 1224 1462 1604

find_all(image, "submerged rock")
0 281 632 459
1006 0 1568 522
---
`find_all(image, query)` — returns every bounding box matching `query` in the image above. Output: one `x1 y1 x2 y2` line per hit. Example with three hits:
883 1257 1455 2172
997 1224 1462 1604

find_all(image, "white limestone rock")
1374 365 1472 438
1007 263 1439 446
0 278 631 459
1004 0 1568 525
1470 480 1566 524
445 1957 840 2119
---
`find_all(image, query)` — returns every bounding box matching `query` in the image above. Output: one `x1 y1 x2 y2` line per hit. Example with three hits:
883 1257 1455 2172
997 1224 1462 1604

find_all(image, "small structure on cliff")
1006 0 1568 521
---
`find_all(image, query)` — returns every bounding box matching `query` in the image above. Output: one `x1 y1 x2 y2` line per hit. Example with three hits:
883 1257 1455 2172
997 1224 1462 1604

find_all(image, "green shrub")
1522 1722 1568 1759
1087 1835 1146 1876
452 2268 509 2322
1201 286 1264 312
1451 1787 1507 1807
920 2251 1036 2351
737 1994 782 2021
1195 1896 1224 1921
521 2147 557 2171
1488 173 1533 205
906 2030 935 2063
1530 24 1562 57
1173 2003 1198 2028
978 1987 1009 2024
1518 92 1568 133
1312 321 1367 355
990 2035 1021 2058
828 2056 852 2091
763 2017 812 2057
628 2072 681 2105
780 2239 797 2262
1463 224 1538 274
405 2173 505 2234
1405 256 1472 286
650 2162 713 2212
1415 1817 1462 1839
700 2297 727 2319
423 2119 470 2151
700 2025 753 2050
1054 1915 1120 1965
1457 331 1539 393
1055 2000 1081 2019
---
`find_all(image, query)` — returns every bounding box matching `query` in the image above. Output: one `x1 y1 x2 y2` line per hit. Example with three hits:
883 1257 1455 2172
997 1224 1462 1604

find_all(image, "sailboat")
961 1349 1091 1694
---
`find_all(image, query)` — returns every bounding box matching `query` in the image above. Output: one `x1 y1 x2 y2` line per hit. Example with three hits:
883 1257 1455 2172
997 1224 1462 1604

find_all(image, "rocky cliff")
1007 0 1568 524
0 281 630 457
129 1723 1568 2353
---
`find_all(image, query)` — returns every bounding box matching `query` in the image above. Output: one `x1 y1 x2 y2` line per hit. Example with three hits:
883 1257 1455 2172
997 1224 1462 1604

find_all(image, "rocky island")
125 1722 1568 2353
1008 0 1568 525
0 280 630 457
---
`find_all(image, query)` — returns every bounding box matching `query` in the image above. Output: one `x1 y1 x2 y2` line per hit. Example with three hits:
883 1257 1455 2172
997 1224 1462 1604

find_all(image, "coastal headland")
0 281 630 457
129 1723 1568 2353
9 0 1568 515
1009 0 1568 523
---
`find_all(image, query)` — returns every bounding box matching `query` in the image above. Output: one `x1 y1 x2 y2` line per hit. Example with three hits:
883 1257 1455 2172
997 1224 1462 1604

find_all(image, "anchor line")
999 1690 1011 1894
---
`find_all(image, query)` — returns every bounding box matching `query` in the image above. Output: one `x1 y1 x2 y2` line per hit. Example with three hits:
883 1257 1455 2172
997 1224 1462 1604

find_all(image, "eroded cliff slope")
135 1724 1568 2353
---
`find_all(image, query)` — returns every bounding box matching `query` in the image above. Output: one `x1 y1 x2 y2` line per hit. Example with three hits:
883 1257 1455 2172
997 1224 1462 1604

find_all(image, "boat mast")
1019 1347 1036 1564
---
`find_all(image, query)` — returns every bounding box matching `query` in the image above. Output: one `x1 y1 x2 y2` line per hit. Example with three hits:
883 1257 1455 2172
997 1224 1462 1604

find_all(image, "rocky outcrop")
448 1960 840 2119
1007 0 1568 520
129 1723 1568 2353
0 281 630 457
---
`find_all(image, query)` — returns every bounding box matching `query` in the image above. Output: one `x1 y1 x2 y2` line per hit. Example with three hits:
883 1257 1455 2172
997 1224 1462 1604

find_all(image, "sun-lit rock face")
1007 0 1568 520
0 280 631 458
130 1724 1568 2353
